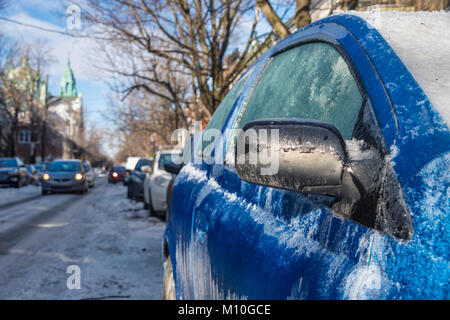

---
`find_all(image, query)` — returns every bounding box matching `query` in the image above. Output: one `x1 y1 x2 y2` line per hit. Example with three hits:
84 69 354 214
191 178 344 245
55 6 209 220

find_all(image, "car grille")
53 178 70 182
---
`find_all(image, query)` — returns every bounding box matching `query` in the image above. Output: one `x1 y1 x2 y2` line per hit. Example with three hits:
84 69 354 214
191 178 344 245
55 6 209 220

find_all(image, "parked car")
108 165 127 183
162 13 450 300
127 157 153 200
25 165 40 185
0 157 28 188
34 164 46 174
41 159 89 195
83 161 96 188
143 150 182 217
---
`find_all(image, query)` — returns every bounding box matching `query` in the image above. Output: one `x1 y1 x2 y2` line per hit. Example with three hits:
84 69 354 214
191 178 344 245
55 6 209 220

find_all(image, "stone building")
1 54 84 163
48 60 85 159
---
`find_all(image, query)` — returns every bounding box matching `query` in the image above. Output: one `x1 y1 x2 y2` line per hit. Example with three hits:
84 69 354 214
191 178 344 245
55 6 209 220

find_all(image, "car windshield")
159 153 181 170
0 159 17 168
113 166 125 172
48 161 81 172
135 159 153 171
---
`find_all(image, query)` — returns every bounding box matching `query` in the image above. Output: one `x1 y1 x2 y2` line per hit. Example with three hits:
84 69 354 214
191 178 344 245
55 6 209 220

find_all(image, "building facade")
1 54 84 164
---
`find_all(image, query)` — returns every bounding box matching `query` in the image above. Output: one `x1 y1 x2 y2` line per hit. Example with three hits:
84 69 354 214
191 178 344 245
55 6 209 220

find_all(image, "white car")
143 149 182 216
83 161 96 188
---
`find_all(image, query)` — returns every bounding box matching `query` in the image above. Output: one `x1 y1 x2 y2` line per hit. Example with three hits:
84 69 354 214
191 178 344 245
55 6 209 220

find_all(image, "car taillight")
75 173 83 181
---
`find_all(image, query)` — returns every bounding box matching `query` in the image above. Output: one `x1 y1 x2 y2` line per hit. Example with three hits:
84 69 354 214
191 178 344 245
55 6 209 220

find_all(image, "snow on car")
162 11 450 299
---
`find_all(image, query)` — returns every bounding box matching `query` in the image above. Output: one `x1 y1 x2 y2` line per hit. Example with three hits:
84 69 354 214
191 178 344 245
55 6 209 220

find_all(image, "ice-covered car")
162 12 450 300
143 150 182 217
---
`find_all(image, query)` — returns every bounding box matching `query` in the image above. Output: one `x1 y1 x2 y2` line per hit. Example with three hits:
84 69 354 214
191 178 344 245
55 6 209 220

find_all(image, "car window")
159 154 178 170
0 159 17 168
113 166 125 172
48 162 81 172
135 159 152 171
235 42 363 140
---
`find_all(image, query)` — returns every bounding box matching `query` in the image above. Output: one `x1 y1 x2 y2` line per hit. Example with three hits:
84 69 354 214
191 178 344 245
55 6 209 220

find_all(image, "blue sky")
0 0 111 139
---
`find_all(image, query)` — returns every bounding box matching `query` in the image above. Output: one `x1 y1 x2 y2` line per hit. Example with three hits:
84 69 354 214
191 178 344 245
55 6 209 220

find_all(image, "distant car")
41 159 89 195
25 165 40 185
83 161 96 188
143 150 182 217
163 13 450 299
0 157 28 188
34 164 46 174
108 165 127 183
127 158 153 200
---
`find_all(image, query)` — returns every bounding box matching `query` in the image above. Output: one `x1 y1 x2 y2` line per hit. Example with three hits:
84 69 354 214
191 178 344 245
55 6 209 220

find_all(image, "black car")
127 157 153 201
0 157 28 188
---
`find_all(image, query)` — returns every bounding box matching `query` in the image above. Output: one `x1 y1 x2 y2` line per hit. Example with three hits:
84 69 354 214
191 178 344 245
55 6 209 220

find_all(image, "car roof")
347 10 450 126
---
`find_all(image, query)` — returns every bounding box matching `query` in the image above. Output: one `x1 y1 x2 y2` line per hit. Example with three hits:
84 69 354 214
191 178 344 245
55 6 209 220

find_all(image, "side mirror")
164 162 184 175
234 117 412 240
235 119 346 194
141 165 153 173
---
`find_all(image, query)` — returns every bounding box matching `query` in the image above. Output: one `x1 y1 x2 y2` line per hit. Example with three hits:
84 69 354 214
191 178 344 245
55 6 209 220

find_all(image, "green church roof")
60 59 77 97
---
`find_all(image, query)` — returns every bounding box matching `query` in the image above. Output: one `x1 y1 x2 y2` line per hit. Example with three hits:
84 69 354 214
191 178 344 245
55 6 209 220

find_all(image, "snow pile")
347 10 450 126
0 181 166 299
0 185 41 206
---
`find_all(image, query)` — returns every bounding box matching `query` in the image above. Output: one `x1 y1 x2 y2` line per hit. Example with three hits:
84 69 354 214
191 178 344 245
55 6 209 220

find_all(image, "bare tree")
83 0 266 117
256 0 311 39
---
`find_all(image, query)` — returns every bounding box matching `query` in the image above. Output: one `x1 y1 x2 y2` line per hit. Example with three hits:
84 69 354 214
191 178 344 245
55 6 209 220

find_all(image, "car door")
189 39 409 299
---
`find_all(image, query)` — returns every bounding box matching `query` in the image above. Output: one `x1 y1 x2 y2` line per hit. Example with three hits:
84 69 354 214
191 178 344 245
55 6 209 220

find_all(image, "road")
0 177 165 299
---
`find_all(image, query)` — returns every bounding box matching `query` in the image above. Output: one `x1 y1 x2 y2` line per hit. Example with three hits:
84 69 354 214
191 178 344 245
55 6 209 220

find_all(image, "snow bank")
0 185 41 206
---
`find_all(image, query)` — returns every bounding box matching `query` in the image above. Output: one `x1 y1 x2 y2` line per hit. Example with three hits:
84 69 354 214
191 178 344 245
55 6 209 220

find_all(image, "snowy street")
0 177 166 299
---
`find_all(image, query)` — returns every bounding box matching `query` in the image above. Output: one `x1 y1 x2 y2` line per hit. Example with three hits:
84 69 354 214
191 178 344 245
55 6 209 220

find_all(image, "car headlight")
43 173 50 181
112 172 118 178
75 173 83 181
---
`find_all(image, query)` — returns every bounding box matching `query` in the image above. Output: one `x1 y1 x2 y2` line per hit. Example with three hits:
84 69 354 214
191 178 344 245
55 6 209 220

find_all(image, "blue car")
163 12 450 299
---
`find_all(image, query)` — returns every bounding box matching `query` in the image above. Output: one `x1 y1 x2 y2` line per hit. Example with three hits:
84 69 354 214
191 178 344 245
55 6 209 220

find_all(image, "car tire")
144 201 149 210
42 189 48 195
127 185 132 199
162 255 175 300
148 193 156 217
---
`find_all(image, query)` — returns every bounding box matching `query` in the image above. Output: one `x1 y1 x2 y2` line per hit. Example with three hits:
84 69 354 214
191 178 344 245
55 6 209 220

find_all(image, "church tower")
60 59 77 97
